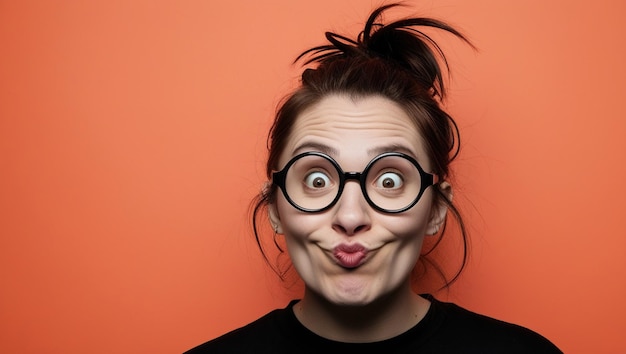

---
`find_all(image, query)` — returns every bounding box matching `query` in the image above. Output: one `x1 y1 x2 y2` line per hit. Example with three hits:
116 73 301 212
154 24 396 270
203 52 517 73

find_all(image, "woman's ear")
268 203 283 234
264 182 283 234
426 181 452 235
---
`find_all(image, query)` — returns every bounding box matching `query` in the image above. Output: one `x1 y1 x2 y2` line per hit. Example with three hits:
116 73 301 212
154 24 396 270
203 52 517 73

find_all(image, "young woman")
186 4 561 353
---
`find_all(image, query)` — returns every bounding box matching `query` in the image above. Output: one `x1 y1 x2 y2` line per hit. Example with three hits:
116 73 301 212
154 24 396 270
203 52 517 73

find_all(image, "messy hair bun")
298 3 472 100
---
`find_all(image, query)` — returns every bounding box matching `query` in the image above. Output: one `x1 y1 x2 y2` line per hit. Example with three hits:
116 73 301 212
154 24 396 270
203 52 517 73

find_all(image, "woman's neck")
292 283 431 343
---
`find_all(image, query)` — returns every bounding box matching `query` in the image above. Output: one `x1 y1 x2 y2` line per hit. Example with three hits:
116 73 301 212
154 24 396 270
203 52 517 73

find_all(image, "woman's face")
270 95 447 306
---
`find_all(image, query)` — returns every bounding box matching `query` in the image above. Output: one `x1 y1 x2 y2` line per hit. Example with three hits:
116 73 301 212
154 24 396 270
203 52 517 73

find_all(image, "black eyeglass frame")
272 151 438 214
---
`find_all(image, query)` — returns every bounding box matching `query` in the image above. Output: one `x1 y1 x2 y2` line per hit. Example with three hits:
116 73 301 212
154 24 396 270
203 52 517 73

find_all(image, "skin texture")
269 94 450 342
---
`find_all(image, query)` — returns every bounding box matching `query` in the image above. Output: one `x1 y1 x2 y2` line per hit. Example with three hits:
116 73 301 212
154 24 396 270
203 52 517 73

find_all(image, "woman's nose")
331 181 372 236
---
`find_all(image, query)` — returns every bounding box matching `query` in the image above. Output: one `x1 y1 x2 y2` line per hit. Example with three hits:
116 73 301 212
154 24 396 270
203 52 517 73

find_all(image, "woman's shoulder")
183 297 562 353
423 295 562 353
183 301 299 354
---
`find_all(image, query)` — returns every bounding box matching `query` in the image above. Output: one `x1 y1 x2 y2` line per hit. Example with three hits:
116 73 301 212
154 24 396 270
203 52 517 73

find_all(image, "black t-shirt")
184 295 561 353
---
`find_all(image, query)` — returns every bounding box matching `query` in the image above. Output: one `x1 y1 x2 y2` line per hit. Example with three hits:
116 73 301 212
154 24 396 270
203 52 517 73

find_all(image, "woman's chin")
321 281 378 306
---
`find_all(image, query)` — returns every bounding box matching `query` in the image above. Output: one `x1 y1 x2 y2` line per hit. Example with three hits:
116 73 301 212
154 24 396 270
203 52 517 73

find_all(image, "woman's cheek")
277 202 328 239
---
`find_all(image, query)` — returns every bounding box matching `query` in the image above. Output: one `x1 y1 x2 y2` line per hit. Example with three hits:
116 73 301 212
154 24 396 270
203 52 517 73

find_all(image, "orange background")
1 1 625 353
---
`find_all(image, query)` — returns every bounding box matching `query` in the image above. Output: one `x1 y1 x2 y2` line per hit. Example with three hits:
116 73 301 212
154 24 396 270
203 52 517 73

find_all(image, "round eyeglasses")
272 151 438 213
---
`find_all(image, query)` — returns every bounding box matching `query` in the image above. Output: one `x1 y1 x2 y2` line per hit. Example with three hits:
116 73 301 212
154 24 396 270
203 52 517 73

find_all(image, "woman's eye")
304 172 331 189
376 172 403 189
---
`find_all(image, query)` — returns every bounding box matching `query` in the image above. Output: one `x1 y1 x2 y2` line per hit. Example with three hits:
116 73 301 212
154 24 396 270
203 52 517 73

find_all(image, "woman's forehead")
281 95 430 168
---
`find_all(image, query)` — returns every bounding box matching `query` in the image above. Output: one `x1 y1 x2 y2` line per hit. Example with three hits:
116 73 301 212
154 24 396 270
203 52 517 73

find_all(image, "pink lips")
333 244 368 269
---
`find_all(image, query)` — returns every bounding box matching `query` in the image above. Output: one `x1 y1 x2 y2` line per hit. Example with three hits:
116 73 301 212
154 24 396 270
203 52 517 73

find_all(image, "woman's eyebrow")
367 144 417 158
293 142 339 156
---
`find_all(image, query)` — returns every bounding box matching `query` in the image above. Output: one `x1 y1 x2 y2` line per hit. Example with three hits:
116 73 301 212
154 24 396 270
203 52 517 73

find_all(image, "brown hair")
251 3 473 290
